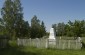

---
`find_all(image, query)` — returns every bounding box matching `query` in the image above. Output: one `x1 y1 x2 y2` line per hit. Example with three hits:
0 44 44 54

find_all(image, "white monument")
48 28 56 47
49 28 56 40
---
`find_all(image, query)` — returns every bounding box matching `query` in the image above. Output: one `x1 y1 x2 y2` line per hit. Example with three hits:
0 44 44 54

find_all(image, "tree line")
52 20 85 37
0 0 46 39
0 0 85 39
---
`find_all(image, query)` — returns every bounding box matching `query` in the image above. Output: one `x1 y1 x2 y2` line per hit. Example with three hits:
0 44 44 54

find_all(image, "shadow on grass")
0 46 37 55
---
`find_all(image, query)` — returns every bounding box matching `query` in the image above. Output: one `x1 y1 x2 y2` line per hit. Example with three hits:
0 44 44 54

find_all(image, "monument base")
48 38 56 45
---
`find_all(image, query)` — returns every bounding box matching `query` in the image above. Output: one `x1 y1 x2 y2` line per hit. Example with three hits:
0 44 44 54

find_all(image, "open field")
0 46 85 55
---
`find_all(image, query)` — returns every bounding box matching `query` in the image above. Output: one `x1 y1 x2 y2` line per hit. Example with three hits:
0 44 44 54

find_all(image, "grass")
0 46 85 55
22 47 85 55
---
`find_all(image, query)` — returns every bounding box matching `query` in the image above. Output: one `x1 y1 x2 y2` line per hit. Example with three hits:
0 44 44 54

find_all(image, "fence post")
45 39 48 48
59 40 61 49
36 38 39 48
76 40 77 49
17 38 19 46
29 38 31 46
62 40 65 49
68 40 70 49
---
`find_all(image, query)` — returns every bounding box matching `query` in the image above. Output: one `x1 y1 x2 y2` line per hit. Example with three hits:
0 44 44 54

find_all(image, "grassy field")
0 46 85 55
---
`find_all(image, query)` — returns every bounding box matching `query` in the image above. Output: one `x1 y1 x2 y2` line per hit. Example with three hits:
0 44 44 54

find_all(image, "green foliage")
0 0 46 39
53 20 85 37
52 22 66 36
9 40 17 47
0 0 31 39
40 21 46 37
31 15 46 38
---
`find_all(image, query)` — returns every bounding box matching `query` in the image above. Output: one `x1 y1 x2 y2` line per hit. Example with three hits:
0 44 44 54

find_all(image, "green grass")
22 47 85 55
0 46 85 55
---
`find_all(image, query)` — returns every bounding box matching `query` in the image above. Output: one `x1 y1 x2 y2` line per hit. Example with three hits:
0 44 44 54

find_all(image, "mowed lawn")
0 46 85 55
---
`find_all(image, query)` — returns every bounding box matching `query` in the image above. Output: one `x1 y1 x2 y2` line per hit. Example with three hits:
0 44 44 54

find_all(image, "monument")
48 28 56 47
49 28 56 40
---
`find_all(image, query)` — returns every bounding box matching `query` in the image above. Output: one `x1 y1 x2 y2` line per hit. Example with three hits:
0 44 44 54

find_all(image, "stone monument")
48 28 56 47
49 28 56 40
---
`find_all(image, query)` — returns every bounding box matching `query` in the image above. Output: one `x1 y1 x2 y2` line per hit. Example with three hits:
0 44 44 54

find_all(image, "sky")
0 0 85 32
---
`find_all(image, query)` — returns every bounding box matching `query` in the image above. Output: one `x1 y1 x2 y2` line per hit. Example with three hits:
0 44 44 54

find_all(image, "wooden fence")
56 40 81 49
17 38 82 49
0 36 9 48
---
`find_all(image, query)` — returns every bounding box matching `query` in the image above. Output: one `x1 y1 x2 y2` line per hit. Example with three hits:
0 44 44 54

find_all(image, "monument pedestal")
48 39 56 45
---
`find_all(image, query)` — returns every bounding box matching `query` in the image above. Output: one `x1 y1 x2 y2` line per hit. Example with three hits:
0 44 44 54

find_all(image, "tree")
31 15 40 38
40 21 46 37
80 20 85 37
20 21 30 38
1 0 25 39
31 15 46 38
73 20 85 37
0 18 4 35
1 0 14 38
51 20 85 37
65 20 85 37
65 21 74 37
13 0 24 37
56 22 66 36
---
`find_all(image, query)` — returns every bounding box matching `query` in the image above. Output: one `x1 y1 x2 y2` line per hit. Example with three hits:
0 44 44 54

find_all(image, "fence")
0 36 9 48
17 38 82 49
17 38 47 48
56 40 81 49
